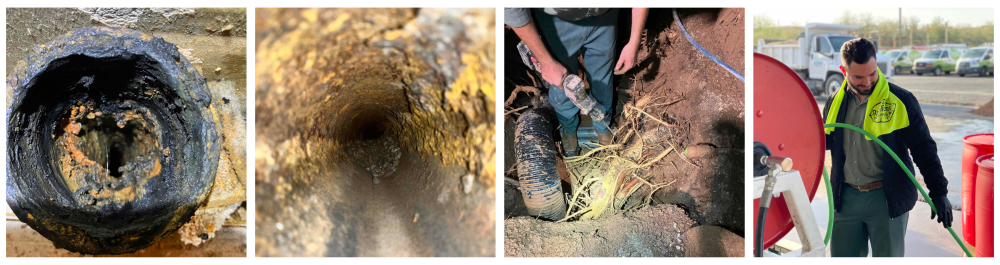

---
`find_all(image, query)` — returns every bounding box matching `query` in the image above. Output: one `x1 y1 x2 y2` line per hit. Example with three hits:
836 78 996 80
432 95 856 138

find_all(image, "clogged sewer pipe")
754 123 973 257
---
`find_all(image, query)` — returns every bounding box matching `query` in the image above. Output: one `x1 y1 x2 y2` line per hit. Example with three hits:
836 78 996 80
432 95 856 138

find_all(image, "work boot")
598 131 612 145
561 130 580 157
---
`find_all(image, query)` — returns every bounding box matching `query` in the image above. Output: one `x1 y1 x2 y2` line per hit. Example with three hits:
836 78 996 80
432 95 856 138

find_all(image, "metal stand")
754 170 828 257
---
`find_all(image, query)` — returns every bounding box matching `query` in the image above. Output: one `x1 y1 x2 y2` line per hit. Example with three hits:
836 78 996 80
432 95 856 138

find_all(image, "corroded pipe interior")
53 100 163 207
7 27 218 255
254 8 496 257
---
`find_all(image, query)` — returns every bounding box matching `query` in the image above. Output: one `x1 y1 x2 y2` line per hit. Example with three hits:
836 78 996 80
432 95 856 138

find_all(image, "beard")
848 78 876 96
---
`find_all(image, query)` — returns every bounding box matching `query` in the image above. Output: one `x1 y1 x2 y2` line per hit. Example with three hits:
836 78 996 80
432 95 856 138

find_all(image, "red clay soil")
616 7 745 238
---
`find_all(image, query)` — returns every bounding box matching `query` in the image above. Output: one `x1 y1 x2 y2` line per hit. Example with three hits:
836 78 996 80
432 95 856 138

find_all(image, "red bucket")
974 154 993 257
962 133 993 246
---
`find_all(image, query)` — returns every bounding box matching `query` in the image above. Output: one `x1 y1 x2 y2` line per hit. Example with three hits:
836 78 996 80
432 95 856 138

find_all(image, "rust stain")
53 100 164 207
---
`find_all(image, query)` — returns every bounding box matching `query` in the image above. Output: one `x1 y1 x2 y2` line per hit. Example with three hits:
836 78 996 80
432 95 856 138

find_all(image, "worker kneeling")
822 38 953 257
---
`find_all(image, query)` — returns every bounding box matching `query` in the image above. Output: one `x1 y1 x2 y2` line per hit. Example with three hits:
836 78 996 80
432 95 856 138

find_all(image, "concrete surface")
6 218 246 257
782 190 969 257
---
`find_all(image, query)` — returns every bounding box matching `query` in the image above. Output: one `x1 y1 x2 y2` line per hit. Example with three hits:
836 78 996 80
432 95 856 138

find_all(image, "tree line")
754 11 993 49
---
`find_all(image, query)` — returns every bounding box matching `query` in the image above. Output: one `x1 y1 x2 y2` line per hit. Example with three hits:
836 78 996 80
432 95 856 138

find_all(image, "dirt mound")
970 98 994 117
504 204 695 257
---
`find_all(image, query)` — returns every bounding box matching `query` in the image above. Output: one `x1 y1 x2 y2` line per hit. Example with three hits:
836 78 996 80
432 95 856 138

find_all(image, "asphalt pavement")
888 74 994 107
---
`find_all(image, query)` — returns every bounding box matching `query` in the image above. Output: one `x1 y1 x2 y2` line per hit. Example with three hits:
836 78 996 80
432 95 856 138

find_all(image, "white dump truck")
757 23 894 96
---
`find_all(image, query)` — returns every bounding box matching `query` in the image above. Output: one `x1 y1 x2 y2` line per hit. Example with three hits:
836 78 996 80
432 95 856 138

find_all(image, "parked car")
914 48 961 76
957 47 994 77
884 49 924 75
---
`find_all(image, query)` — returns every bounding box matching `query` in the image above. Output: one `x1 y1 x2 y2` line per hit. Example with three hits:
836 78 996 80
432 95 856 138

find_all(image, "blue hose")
672 9 745 82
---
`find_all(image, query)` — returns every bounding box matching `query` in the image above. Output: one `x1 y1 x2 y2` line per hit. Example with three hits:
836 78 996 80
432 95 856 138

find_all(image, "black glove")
930 195 953 228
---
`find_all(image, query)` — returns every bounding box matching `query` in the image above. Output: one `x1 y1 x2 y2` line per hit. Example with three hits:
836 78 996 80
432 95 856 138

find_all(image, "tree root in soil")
558 95 688 221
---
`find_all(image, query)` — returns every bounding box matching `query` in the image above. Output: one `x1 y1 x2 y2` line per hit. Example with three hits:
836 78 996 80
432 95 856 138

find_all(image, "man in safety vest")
822 38 953 257
505 8 648 156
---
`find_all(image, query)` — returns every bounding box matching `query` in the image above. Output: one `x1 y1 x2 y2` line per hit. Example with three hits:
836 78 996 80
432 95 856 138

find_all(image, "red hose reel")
752 53 827 251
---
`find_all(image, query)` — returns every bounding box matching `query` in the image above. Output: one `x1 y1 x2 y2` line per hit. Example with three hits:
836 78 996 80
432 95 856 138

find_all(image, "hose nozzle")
762 156 793 172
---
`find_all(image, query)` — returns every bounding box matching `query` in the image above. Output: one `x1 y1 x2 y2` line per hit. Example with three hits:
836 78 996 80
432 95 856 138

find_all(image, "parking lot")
888 74 994 107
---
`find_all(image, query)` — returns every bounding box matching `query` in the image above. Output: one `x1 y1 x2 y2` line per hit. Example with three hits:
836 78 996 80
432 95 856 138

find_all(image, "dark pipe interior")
18 55 173 112
359 123 386 140
356 113 390 140
72 115 149 179
297 81 491 255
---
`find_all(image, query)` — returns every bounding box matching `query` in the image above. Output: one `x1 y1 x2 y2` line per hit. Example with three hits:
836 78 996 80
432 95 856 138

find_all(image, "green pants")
831 186 909 257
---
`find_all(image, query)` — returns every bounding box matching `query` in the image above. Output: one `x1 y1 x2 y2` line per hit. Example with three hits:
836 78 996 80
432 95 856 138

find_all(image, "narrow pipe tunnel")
331 86 409 184
256 68 494 256
253 8 496 257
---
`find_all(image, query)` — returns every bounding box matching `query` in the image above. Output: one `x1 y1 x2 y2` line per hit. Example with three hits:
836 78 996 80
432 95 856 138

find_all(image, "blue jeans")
534 9 618 135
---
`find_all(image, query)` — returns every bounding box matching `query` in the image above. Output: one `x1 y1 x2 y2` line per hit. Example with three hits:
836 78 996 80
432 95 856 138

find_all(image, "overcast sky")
754 8 994 27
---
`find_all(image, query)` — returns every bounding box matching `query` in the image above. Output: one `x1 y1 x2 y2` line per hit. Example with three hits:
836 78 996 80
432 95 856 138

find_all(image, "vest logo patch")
869 99 896 123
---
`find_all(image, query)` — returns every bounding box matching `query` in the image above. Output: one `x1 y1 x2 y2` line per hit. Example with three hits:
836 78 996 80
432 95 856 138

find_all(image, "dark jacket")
823 83 948 218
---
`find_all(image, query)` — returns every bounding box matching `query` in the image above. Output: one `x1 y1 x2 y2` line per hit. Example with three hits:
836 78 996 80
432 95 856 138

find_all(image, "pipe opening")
30 53 172 206
7 27 219 255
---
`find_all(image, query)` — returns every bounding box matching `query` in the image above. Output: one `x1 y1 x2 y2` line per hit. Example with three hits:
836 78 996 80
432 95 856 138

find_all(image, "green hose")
823 166 833 244
822 123 972 257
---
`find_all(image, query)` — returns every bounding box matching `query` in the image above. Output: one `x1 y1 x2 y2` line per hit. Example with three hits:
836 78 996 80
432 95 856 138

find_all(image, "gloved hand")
930 195 953 228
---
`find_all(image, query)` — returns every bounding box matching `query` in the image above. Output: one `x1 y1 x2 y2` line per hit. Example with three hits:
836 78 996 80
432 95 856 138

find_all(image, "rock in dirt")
682 225 744 257
463 174 475 194
346 134 402 181
504 204 696 257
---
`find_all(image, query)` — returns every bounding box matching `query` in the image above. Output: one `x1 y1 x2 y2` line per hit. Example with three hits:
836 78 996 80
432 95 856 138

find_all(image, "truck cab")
806 29 893 95
914 48 962 76
957 47 994 77
757 23 893 96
